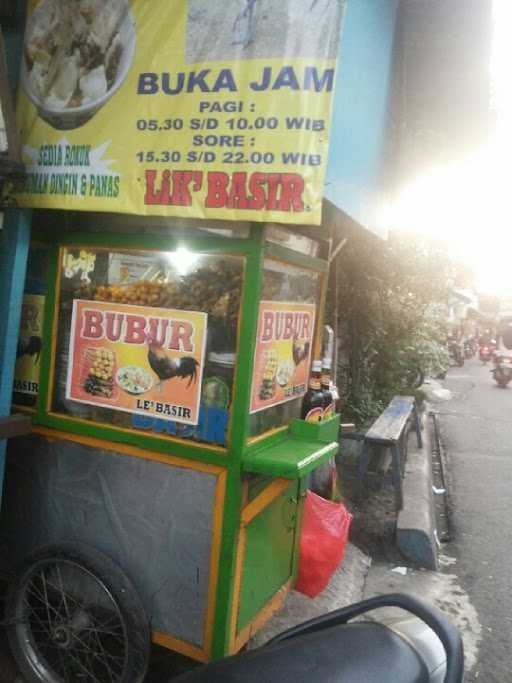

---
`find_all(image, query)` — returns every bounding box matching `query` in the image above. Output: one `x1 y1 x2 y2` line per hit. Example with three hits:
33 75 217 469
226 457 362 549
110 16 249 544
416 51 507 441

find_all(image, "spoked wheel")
6 543 150 683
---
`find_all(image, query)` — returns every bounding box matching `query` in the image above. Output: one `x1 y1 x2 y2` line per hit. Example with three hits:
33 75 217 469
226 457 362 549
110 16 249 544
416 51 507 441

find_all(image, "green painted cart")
3 215 340 681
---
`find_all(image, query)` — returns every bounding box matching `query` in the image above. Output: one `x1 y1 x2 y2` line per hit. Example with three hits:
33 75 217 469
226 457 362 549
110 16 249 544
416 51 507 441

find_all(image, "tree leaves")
331 231 451 426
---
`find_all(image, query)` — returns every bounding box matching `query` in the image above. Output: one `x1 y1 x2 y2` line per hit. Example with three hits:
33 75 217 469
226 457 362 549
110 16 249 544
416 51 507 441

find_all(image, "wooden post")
0 209 31 491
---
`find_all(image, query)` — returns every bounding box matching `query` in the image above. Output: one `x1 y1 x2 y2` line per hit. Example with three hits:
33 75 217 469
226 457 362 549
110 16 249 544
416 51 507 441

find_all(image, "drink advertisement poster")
13 294 45 396
66 300 207 425
250 301 316 413
17 1 344 225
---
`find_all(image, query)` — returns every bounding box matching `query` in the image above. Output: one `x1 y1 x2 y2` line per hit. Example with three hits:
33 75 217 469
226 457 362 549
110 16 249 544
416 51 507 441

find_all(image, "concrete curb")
396 410 439 570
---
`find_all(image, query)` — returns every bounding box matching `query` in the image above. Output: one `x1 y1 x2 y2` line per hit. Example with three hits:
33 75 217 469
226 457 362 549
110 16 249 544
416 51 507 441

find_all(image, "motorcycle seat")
174 621 430 683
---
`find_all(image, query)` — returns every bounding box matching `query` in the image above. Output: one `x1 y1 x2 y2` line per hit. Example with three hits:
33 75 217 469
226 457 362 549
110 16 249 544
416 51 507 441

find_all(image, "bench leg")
356 442 371 498
391 445 403 510
413 406 423 449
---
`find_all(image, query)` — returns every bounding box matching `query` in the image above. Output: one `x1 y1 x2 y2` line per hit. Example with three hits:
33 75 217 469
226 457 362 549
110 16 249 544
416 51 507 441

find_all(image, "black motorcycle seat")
174 621 430 682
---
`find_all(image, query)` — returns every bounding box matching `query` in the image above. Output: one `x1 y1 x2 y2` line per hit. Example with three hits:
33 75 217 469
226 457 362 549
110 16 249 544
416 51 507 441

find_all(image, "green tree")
330 230 451 425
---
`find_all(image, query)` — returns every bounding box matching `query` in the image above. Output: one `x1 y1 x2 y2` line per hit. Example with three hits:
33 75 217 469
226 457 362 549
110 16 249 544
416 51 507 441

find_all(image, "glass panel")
265 224 320 257
52 247 243 448
249 260 320 438
195 225 250 238
12 246 48 408
261 260 320 303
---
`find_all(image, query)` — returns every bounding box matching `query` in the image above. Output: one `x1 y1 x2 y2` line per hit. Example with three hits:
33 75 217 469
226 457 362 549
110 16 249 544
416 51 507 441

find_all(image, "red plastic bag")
295 491 352 598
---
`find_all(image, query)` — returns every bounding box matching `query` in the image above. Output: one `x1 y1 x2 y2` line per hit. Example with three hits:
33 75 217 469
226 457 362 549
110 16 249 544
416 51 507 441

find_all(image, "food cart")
2 213 340 681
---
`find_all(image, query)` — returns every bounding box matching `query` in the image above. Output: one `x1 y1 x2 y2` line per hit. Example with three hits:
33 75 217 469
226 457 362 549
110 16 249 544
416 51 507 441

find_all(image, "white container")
21 2 136 131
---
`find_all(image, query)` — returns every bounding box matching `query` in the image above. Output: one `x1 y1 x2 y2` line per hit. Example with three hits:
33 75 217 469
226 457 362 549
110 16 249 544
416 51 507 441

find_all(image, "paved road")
437 358 512 682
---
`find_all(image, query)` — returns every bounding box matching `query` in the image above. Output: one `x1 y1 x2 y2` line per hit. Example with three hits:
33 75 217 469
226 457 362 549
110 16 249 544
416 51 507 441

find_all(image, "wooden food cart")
2 215 340 681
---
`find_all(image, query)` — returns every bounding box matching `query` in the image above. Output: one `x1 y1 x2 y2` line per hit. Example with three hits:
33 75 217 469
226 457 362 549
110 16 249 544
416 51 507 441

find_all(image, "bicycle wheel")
6 543 150 683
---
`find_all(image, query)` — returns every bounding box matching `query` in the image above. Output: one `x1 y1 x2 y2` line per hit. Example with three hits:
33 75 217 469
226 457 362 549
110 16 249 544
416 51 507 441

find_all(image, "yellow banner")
16 0 344 225
13 294 45 396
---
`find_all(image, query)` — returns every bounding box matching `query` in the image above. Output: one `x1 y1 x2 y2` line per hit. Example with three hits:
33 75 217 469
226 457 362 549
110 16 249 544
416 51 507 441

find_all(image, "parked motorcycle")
463 339 474 359
448 338 464 367
492 353 512 388
479 340 496 364
174 593 464 683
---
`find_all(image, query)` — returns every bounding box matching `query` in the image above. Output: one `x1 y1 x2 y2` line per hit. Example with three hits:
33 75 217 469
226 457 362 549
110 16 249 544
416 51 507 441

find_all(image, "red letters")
168 321 194 352
145 170 203 206
125 315 148 344
79 308 196 350
278 173 304 211
146 170 306 213
260 311 312 343
261 311 274 342
284 313 294 340
205 171 305 212
205 172 229 208
147 318 169 346
105 312 123 341
81 310 104 339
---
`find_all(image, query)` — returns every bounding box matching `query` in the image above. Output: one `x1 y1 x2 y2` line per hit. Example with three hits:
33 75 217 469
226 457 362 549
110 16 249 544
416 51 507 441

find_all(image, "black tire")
6 543 151 683
405 367 425 389
494 370 510 388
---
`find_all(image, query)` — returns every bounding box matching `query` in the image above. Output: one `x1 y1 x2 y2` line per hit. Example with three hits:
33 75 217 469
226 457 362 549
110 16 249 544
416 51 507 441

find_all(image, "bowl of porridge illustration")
21 0 136 130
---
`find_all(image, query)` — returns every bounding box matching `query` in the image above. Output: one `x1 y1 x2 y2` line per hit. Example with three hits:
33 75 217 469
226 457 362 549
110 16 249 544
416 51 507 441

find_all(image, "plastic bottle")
321 358 334 420
301 360 324 422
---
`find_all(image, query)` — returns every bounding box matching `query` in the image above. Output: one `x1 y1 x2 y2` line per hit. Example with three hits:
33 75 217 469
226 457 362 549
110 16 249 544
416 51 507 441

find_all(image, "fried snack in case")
258 348 278 400
83 347 115 398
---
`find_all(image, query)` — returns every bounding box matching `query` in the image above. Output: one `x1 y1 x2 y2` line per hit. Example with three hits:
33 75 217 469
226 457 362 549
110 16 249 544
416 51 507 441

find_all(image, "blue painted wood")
365 396 415 445
0 209 32 486
355 395 420 511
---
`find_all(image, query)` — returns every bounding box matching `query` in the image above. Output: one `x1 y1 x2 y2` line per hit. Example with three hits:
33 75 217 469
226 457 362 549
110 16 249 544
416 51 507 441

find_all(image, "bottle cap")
312 360 322 372
322 358 332 369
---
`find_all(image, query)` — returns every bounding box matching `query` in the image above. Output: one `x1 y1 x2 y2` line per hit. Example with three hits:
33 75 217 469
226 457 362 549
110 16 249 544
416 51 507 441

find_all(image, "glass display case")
51 247 243 447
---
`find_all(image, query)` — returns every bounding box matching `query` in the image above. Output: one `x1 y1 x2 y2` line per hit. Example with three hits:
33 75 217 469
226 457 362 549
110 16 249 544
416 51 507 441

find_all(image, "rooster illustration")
147 338 199 389
17 335 42 362
292 336 310 367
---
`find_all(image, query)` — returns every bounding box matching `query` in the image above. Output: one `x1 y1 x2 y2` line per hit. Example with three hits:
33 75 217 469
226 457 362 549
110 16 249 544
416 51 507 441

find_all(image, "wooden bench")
342 396 422 510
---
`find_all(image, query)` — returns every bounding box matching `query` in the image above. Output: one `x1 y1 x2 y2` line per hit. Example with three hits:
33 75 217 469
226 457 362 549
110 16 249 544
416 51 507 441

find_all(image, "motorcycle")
174 593 464 683
479 341 496 364
404 365 425 389
492 353 512 388
448 339 464 367
463 339 475 359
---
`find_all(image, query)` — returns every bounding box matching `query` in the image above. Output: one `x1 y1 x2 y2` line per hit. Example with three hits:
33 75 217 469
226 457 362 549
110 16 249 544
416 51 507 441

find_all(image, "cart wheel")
6 543 150 683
